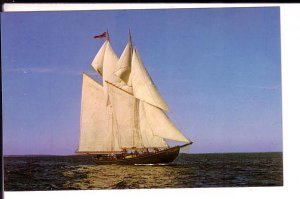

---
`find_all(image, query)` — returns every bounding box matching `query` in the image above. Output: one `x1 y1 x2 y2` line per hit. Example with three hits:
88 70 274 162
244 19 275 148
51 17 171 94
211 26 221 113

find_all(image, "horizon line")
3 151 283 157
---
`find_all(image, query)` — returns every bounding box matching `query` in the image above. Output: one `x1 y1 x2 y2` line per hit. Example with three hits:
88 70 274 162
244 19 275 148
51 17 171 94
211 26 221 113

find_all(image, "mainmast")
129 29 133 48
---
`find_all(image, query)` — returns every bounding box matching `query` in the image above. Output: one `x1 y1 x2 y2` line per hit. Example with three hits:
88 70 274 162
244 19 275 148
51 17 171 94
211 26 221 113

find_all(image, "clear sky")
1 7 282 155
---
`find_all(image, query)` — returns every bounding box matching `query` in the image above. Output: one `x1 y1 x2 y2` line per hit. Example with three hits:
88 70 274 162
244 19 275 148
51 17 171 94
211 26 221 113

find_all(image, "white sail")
91 40 108 75
102 41 120 84
78 74 121 152
91 40 120 84
142 102 190 143
106 101 121 151
139 101 169 148
107 83 142 148
107 82 169 148
114 41 133 88
131 49 170 112
97 40 134 104
100 41 122 150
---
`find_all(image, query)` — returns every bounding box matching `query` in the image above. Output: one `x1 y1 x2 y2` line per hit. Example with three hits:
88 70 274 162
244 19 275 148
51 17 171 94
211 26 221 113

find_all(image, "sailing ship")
76 30 192 165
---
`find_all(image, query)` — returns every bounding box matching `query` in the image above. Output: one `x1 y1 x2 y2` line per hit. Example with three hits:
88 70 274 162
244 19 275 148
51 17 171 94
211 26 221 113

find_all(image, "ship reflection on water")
4 153 283 191
63 164 191 189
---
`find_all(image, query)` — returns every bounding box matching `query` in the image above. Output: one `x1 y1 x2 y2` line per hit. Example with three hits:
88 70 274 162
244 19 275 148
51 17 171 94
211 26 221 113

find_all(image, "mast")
106 29 110 41
129 29 133 49
89 31 121 152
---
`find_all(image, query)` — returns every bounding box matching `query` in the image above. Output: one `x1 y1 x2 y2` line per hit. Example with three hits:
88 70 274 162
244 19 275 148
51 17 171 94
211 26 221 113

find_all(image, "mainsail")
78 73 121 152
78 32 190 154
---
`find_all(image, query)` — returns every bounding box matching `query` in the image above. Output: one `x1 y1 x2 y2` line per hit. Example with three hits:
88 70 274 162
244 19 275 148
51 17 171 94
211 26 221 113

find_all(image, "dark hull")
92 146 180 165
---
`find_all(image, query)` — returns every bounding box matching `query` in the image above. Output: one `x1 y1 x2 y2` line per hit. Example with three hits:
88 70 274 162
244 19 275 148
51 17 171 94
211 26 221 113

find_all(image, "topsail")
78 31 191 154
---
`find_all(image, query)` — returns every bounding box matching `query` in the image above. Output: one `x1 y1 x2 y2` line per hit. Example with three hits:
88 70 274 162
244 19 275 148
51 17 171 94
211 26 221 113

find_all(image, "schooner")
77 30 192 164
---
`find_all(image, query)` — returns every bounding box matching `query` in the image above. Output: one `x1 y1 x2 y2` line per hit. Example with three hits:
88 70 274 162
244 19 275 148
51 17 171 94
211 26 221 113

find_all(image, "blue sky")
1 7 282 155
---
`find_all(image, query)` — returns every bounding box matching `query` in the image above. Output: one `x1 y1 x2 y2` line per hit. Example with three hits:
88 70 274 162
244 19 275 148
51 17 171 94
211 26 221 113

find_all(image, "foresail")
142 102 190 143
139 101 169 148
78 74 121 152
131 49 170 112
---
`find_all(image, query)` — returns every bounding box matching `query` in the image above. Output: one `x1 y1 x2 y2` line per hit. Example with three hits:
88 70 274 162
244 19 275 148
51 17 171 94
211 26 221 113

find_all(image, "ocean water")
4 152 283 191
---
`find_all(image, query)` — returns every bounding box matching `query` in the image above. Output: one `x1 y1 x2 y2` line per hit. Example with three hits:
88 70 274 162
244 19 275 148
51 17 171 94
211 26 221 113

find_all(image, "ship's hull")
92 146 180 165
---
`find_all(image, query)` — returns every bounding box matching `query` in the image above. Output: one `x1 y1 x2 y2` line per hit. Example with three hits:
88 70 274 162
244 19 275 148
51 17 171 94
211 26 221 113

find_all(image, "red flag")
94 32 107 39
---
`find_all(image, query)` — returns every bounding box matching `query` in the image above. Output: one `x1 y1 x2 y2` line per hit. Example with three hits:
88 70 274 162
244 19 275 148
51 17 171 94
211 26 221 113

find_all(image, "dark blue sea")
4 152 283 191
